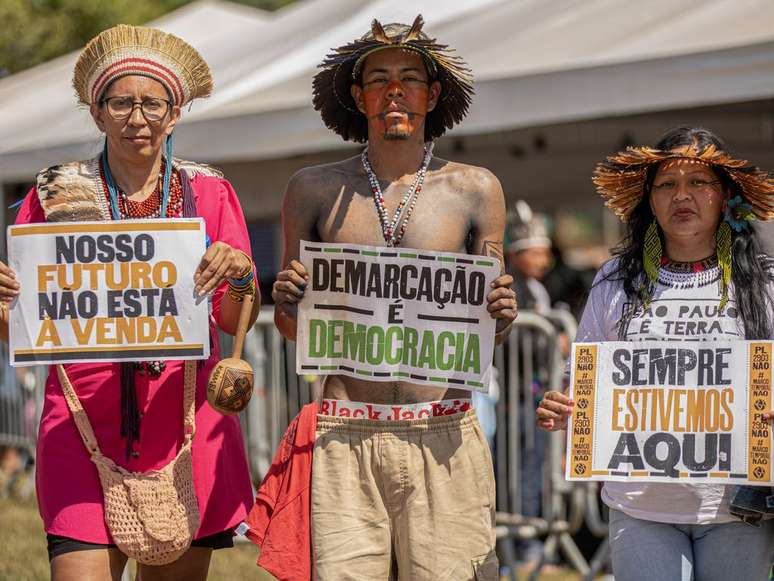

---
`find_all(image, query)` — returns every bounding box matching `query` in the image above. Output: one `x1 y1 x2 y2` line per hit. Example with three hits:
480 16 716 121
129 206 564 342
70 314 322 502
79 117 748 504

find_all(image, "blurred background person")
501 201 556 570
507 201 553 314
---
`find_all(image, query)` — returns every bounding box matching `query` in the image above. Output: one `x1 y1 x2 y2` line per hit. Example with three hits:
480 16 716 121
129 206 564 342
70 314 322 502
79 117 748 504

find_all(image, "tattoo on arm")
482 240 505 274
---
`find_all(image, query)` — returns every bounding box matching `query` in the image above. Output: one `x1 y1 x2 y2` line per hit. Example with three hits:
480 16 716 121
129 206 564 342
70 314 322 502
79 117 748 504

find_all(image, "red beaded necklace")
100 160 184 219
660 255 718 273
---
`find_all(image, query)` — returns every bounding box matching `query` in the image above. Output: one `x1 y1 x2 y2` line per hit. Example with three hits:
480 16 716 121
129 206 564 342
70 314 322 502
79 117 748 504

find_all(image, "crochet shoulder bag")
56 362 200 565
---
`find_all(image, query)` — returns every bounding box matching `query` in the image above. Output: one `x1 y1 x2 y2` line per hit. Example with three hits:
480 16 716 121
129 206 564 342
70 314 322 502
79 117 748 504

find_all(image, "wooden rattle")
207 293 254 415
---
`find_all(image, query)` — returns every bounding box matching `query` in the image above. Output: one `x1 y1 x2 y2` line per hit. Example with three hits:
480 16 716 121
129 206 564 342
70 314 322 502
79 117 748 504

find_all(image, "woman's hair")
604 126 773 340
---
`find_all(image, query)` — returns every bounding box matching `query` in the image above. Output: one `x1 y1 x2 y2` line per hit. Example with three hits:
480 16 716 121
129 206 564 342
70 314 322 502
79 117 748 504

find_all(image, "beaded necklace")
660 255 718 273
361 145 433 247
99 159 184 219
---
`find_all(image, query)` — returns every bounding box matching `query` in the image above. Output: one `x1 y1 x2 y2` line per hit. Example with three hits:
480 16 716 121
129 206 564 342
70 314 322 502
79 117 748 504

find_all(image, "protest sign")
8 219 209 365
296 241 499 392
566 341 773 485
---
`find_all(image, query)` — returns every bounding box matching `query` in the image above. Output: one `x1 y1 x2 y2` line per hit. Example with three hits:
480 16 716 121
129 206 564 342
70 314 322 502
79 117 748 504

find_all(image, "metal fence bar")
507 325 521 516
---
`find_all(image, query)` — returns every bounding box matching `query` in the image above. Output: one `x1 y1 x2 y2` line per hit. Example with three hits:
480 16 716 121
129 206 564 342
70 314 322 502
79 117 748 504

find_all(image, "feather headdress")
507 200 551 252
73 24 213 106
593 142 774 221
312 14 474 143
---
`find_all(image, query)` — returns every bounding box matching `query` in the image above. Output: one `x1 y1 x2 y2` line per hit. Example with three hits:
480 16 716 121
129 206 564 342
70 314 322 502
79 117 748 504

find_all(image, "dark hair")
605 126 773 339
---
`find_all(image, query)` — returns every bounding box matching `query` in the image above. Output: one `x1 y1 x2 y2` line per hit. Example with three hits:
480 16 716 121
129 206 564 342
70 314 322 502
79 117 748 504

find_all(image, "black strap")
119 362 141 459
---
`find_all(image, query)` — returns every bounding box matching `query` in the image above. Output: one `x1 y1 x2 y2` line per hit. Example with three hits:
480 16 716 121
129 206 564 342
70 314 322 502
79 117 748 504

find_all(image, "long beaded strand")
101 135 173 220
361 145 433 247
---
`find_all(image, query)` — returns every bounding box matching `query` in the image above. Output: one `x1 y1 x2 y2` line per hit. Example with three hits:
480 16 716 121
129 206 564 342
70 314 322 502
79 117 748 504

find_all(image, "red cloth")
245 403 317 581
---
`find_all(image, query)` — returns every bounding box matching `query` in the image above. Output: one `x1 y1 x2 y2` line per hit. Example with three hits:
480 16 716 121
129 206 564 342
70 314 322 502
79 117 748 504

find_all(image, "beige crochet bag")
57 362 200 565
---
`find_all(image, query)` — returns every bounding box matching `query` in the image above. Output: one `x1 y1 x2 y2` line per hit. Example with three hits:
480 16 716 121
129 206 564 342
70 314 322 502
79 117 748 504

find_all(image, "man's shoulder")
286 156 360 195
435 158 503 200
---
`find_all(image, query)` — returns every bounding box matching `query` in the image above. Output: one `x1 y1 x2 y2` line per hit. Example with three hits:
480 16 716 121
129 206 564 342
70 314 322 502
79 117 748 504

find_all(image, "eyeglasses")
100 96 172 123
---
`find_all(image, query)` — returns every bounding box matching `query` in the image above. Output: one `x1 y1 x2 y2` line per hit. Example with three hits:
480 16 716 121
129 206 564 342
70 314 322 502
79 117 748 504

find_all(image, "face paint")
362 78 429 140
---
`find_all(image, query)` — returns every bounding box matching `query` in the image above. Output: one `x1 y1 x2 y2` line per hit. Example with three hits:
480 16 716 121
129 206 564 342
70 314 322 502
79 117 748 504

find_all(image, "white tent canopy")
1 0 774 181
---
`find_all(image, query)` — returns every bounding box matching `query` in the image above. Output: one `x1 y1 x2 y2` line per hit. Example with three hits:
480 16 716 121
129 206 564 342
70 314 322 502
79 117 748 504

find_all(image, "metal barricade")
493 308 608 580
232 309 316 483
0 341 45 498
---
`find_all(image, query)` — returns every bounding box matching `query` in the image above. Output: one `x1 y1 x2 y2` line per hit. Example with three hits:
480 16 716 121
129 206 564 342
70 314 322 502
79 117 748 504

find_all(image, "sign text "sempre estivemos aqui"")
566 341 773 486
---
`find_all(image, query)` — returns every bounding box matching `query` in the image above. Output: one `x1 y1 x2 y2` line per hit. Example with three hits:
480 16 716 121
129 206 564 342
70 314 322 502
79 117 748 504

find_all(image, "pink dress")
16 174 255 543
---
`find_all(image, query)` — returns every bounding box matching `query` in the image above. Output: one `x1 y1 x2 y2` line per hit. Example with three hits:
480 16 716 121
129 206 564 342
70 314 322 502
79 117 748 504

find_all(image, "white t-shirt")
575 256 772 524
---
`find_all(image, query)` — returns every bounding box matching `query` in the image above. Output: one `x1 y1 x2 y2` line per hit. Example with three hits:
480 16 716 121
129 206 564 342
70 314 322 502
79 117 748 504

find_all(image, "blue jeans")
609 509 774 581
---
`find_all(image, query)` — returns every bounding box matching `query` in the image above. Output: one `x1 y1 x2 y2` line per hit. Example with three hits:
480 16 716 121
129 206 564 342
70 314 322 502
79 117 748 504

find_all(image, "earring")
716 221 732 310
640 220 662 308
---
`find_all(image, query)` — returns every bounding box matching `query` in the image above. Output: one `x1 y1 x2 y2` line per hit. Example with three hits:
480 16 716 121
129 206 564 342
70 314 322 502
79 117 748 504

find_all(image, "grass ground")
0 496 582 580
0 497 275 581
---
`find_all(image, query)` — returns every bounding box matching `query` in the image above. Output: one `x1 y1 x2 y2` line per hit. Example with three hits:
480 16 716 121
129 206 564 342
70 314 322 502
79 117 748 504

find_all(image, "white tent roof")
1 0 774 181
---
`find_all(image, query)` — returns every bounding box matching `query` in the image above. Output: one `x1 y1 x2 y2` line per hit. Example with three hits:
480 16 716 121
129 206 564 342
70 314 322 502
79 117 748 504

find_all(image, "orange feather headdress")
592 143 774 221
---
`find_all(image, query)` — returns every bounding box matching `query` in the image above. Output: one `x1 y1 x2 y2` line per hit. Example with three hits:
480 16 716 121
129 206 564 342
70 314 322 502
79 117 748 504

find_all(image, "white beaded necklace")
361 145 433 247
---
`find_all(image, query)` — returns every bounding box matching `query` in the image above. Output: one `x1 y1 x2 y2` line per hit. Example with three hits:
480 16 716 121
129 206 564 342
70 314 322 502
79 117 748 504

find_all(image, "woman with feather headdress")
0 25 259 579
537 126 774 581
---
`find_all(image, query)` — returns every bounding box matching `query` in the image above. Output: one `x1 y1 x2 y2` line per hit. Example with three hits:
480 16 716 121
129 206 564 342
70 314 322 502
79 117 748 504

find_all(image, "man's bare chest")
317 184 472 252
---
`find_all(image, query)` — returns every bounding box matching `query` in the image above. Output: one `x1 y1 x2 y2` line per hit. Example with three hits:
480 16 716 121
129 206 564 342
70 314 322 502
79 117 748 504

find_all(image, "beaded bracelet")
227 280 256 302
227 251 256 302
229 251 254 286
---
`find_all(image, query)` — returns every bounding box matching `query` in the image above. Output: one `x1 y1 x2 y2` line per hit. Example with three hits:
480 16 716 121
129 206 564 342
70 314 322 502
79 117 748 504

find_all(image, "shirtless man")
271 16 516 580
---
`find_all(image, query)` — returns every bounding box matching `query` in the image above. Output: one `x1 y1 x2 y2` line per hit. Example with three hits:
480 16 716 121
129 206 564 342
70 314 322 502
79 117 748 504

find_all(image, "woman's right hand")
0 261 20 302
271 259 308 306
536 391 574 431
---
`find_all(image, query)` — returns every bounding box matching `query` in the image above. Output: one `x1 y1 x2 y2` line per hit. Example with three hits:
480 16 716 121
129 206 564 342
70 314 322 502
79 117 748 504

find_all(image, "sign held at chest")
566 341 773 486
7 219 209 365
296 241 499 392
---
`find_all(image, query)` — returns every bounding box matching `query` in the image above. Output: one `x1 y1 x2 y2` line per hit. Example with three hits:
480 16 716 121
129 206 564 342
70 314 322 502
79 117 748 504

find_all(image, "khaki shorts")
311 409 498 581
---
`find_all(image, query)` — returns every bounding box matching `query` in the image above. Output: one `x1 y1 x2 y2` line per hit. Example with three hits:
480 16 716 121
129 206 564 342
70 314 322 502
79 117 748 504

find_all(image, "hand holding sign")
486 273 517 338
194 241 252 296
272 259 308 305
0 260 19 302
537 391 575 431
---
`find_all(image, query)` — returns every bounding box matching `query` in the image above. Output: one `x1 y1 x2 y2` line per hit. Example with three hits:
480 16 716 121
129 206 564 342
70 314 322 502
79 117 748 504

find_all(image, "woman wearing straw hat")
0 25 259 580
536 127 774 581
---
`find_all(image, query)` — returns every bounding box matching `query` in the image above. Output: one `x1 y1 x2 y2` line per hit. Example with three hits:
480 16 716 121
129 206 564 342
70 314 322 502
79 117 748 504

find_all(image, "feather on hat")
507 200 551 252
312 14 474 143
593 142 774 221
73 24 213 106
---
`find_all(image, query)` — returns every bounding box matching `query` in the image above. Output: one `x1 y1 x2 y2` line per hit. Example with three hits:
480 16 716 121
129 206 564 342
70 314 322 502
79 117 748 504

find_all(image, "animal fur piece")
36 160 111 222
592 143 774 221
36 157 221 222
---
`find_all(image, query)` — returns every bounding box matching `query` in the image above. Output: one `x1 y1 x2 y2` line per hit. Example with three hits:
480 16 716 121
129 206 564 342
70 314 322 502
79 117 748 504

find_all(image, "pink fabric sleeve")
195 177 256 329
14 187 45 225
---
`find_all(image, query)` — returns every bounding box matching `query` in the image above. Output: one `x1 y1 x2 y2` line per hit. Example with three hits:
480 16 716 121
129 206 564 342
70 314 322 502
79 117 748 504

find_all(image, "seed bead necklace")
99 159 184 219
361 145 433 247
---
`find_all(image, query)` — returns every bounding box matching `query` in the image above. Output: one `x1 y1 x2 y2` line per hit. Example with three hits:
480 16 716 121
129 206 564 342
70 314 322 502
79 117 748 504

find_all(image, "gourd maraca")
207 293 254 415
